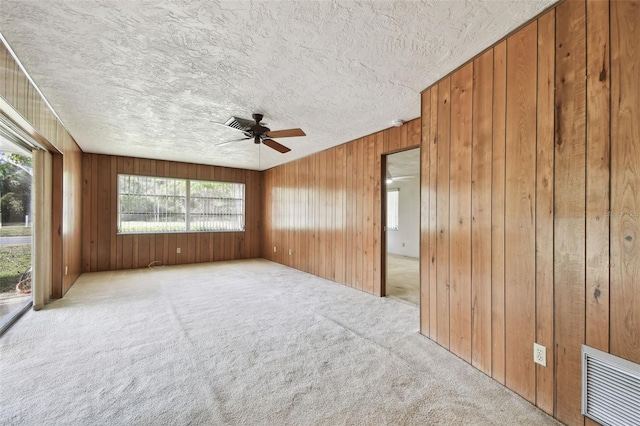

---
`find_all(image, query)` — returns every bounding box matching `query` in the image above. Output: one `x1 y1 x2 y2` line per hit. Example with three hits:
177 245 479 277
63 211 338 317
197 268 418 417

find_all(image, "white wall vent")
582 345 640 425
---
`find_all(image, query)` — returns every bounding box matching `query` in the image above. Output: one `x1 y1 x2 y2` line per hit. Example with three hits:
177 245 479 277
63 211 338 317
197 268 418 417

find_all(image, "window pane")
117 175 245 234
118 175 187 233
387 189 399 230
189 180 245 231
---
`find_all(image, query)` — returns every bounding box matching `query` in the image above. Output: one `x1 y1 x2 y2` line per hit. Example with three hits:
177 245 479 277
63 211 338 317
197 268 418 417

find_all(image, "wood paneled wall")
262 1 639 425
262 118 420 294
420 0 640 425
1 41 83 297
82 154 263 272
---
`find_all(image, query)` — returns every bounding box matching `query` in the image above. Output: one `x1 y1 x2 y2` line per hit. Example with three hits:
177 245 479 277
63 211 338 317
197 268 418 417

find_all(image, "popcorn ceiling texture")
0 0 557 170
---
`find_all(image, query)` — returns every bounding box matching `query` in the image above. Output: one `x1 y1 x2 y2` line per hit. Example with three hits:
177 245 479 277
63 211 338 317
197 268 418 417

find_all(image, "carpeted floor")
386 254 419 305
0 259 558 425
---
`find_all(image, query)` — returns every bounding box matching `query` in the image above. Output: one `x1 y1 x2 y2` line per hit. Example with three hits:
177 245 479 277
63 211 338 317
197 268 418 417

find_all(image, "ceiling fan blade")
215 137 251 146
263 139 291 153
265 128 306 138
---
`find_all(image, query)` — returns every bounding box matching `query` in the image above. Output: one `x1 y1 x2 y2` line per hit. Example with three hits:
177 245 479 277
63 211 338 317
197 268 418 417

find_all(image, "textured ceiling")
387 147 420 180
0 0 557 171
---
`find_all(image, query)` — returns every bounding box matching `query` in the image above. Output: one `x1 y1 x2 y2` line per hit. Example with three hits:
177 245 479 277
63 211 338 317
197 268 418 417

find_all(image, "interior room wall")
81 154 263 272
386 177 419 258
0 41 83 298
262 119 420 296
262 1 639 425
420 1 639 425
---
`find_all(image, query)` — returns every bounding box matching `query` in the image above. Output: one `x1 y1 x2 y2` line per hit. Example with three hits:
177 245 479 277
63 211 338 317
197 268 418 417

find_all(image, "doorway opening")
383 148 420 305
0 131 33 334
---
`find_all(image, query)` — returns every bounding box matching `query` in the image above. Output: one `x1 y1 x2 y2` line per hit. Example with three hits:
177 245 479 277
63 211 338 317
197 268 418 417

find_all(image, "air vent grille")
224 116 253 131
582 345 640 426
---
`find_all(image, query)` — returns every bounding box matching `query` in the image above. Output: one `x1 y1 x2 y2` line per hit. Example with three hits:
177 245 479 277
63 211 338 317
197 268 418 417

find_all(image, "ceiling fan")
215 113 306 153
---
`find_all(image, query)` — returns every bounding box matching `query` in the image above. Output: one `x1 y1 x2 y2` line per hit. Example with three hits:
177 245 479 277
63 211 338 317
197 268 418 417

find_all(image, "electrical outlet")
288 249 292 256
534 343 546 366
65 265 68 276
176 247 181 254
273 246 277 253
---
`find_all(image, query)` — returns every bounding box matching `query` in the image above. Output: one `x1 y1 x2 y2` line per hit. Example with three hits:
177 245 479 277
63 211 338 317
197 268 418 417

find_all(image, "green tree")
0 153 31 225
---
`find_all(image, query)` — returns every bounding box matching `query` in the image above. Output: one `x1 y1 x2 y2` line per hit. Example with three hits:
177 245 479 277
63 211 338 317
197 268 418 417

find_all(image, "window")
117 174 245 233
387 188 399 231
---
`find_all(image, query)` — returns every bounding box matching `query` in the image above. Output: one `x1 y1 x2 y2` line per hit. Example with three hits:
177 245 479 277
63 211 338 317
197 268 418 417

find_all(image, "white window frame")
117 174 245 234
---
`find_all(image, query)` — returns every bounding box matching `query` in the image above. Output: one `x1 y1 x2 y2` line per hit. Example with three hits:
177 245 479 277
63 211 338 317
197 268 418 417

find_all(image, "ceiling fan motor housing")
247 113 270 140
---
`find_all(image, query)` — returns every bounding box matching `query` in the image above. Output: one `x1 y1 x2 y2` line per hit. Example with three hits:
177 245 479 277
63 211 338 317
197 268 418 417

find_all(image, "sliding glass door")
0 129 33 334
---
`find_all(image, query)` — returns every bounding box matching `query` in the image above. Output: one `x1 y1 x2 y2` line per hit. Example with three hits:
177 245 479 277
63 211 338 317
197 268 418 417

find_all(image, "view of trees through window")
0 153 31 227
0 152 32 306
118 175 245 233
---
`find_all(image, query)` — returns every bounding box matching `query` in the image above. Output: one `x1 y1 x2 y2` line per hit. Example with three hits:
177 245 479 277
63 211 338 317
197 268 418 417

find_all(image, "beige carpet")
0 259 558 425
386 254 419 305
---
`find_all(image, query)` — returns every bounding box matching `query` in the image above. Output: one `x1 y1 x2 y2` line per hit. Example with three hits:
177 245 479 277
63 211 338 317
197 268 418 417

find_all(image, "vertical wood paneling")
449 63 473 362
535 9 556 415
373 132 383 296
300 161 308 271
429 87 439 339
399 123 408 149
387 126 401 153
51 154 64 299
90 154 99 272
257 3 636 426
436 77 452 348
81 156 92 272
555 1 587 422
96 155 111 271
491 40 507 385
345 142 354 287
139 234 151 267
300 161 313 271
310 154 318 275
109 157 118 269
363 137 375 294
505 21 537 403
319 152 327 276
294 162 302 270
471 49 493 375
258 119 415 299
82 154 262 271
335 145 346 284
167 234 177 265
611 0 640 364
122 235 133 269
263 170 272 260
177 234 188 264
420 89 431 336
408 119 421 148
10 4 636 425
355 138 364 290
327 151 336 278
